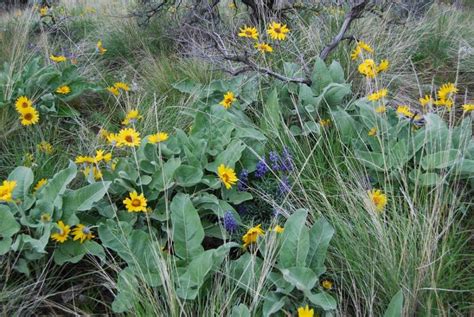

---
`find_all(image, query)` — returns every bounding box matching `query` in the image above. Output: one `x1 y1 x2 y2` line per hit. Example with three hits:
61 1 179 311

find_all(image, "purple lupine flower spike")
223 211 239 233
269 151 281 171
255 158 269 178
238 169 249 191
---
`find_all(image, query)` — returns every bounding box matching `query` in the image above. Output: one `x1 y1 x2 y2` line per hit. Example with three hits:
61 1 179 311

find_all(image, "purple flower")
223 211 238 233
255 158 268 178
280 147 294 172
238 169 249 191
278 175 291 195
269 151 281 171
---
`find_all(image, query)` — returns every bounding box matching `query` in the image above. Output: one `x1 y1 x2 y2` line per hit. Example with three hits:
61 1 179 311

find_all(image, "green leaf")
150 157 181 191
170 193 204 260
8 166 34 199
206 140 246 172
54 240 105 265
383 289 404 317
262 88 281 134
62 181 111 224
279 209 309 268
0 237 12 255
331 109 358 143
231 304 251 317
329 60 345 83
307 217 334 274
262 293 286 317
174 165 203 187
281 267 318 291
0 205 20 238
305 291 337 311
112 267 139 313
421 149 460 170
311 58 332 96
355 150 387 171
408 170 442 186
321 83 351 108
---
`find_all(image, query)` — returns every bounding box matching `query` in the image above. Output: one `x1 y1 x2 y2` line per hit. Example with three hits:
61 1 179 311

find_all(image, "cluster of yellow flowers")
418 82 473 112
238 21 290 54
107 82 130 96
367 189 388 213
351 40 389 78
241 223 284 248
15 96 40 126
0 180 17 202
51 221 95 244
75 149 113 180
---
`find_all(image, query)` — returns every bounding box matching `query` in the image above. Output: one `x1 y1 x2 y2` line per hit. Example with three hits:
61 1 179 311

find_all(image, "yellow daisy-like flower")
37 141 53 154
148 132 169 144
51 221 71 243
97 40 107 55
433 98 453 109
297 305 314 317
320 119 331 127
238 26 259 40
367 88 388 102
368 127 377 136
33 178 47 192
419 95 433 107
396 105 414 118
217 164 238 189
40 6 48 17
56 85 71 94
368 189 387 213
99 128 110 140
377 59 389 73
350 46 362 60
19 107 40 126
123 191 148 212
358 59 377 78
255 42 273 53
113 82 130 91
242 224 264 247
273 225 284 233
462 104 474 112
118 127 141 147
72 224 95 243
75 155 94 165
50 54 67 63
83 166 103 180
107 86 120 96
122 109 143 125
437 83 457 101
94 149 105 162
321 279 333 290
0 180 16 202
15 96 33 114
267 22 290 41
351 40 373 60
219 91 236 109
375 105 387 113
106 133 120 146
103 152 112 163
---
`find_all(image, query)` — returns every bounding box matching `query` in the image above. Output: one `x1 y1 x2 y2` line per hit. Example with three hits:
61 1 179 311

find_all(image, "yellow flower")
376 59 389 73
103 152 112 163
255 42 273 53
19 107 40 126
51 221 71 243
419 95 433 107
15 96 33 114
72 224 95 243
148 132 169 144
217 164 238 189
437 83 457 101
433 98 453 109
320 119 331 127
118 127 141 147
267 22 290 41
396 105 414 118
50 54 67 63
228 2 236 9
107 86 120 96
0 180 16 202
242 224 264 247
34 178 47 192
368 127 377 136
368 189 387 213
75 155 94 165
40 213 51 223
273 225 284 233
367 88 388 101
321 279 333 290
358 59 377 78
113 82 130 91
375 105 386 113
238 26 259 40
98 128 110 140
40 6 48 16
123 191 148 212
462 104 474 112
83 166 103 180
219 91 236 109
122 109 143 125
97 40 107 55
297 305 314 317
106 133 120 145
56 85 71 94
351 40 373 60
37 141 53 154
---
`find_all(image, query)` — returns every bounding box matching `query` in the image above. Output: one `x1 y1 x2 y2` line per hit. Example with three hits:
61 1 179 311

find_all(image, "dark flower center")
22 102 28 108
132 199 141 207
125 135 133 143
24 113 33 120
